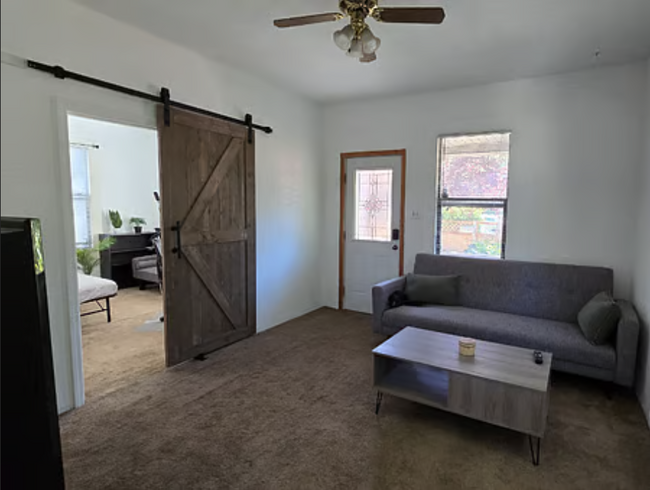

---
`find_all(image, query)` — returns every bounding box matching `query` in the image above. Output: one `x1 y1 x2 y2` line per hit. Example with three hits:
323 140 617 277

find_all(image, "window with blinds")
70 146 92 248
435 132 510 259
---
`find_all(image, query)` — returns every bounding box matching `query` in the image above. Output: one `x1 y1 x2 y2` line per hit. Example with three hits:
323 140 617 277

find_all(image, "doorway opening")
339 150 406 313
67 114 164 401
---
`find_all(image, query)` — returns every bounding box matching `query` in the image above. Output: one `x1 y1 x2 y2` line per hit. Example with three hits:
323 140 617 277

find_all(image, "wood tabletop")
373 327 552 392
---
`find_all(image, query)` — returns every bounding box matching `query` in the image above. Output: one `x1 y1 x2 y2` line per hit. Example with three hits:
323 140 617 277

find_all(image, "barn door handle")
170 221 182 259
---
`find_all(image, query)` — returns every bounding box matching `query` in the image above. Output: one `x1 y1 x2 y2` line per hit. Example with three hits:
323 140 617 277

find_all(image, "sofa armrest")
132 255 157 274
614 299 640 388
372 276 406 334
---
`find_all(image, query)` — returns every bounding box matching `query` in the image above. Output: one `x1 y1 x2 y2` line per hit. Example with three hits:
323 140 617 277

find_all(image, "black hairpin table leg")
528 435 541 466
375 391 383 415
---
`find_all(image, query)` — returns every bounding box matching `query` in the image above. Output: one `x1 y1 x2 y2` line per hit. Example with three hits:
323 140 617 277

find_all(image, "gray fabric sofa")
372 254 640 387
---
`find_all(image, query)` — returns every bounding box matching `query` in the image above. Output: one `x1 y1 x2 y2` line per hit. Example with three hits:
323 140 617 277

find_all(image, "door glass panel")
354 169 392 242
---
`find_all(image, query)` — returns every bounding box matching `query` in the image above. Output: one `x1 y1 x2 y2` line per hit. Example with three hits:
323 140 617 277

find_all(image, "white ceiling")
76 0 650 102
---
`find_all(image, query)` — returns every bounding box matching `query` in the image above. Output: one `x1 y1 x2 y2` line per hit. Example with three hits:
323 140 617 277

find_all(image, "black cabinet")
99 232 155 288
1 217 66 490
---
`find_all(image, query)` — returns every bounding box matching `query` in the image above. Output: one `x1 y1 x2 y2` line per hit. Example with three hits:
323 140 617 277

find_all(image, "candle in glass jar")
459 337 476 357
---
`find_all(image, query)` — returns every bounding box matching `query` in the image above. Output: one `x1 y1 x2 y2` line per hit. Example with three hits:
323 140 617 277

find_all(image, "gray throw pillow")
404 273 460 306
577 292 620 345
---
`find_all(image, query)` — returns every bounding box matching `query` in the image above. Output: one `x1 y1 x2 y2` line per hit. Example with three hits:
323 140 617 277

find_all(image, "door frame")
55 96 159 411
338 149 406 310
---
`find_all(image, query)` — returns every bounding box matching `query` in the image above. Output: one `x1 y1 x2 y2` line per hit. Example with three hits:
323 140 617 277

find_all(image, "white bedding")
77 273 118 304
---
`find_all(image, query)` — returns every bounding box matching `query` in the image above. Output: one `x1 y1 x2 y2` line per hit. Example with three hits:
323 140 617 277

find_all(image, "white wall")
68 115 160 240
1 0 322 413
321 63 648 307
634 59 650 426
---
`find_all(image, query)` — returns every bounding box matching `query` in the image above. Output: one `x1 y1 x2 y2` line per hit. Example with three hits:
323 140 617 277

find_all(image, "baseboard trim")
256 303 325 334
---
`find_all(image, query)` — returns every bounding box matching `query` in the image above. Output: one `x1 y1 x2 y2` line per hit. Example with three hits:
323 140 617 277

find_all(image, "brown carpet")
80 287 164 400
61 308 650 489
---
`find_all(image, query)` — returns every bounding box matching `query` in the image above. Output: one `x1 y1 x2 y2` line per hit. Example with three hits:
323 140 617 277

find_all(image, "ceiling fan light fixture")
360 26 380 54
346 38 364 58
333 24 354 51
274 3 446 63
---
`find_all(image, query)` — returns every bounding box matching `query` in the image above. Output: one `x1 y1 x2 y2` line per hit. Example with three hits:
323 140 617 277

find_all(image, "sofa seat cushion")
382 305 615 370
136 267 159 284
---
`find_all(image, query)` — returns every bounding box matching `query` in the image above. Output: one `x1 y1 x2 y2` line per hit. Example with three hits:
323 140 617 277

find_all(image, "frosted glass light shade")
360 27 380 54
347 38 364 58
333 25 354 51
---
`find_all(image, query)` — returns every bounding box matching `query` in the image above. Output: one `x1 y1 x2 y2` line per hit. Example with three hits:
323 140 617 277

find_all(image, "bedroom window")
70 145 92 247
435 132 510 259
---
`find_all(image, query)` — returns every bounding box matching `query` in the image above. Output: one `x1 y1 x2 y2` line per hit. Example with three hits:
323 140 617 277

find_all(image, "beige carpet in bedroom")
79 287 164 400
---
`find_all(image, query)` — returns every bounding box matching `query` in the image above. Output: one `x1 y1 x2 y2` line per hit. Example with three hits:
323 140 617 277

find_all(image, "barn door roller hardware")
26 59 273 134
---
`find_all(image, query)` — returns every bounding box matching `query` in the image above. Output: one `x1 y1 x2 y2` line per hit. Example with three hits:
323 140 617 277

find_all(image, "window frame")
434 131 511 259
70 145 93 248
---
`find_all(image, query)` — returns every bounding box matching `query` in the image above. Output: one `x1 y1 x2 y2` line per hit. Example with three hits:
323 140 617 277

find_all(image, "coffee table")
372 327 552 465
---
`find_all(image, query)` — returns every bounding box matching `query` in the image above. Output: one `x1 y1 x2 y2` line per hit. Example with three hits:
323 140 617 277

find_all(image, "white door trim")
53 95 158 410
338 149 406 310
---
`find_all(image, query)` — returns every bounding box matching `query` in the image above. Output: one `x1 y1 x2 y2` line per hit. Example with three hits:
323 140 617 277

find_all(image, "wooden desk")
99 232 155 288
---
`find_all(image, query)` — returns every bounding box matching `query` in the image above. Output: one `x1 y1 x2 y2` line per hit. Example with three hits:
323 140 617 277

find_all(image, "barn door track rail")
26 59 272 141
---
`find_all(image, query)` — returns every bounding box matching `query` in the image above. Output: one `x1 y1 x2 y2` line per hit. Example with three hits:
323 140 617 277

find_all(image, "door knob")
392 244 398 251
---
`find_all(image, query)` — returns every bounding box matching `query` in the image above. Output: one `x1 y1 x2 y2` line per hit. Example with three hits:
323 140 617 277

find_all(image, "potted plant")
108 209 123 232
76 236 116 275
129 217 147 234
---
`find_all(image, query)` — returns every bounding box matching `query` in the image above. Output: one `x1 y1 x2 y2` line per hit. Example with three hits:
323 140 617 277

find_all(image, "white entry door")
343 153 403 313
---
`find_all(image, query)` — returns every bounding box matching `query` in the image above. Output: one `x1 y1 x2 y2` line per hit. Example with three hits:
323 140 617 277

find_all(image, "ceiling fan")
273 1 446 63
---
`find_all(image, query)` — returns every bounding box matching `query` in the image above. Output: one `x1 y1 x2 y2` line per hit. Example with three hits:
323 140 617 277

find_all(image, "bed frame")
80 294 116 323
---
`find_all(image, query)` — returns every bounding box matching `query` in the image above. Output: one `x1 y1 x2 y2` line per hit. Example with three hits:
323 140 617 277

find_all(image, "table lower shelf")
375 360 449 409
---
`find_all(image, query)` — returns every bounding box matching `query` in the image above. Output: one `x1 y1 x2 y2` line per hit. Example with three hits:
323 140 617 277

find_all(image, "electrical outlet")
410 210 421 220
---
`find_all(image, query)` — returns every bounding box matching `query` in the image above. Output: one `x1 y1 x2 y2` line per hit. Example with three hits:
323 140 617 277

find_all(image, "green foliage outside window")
465 240 501 257
441 207 484 221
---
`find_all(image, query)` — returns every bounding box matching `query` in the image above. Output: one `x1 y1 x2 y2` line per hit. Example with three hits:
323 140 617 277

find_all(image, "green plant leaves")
109 210 123 229
129 217 147 226
76 237 115 275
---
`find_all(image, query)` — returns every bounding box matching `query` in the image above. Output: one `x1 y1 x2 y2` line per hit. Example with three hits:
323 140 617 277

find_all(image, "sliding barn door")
158 107 256 367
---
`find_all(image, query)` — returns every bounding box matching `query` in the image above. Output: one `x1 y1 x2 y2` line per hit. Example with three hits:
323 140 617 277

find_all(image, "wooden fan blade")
375 7 445 24
274 12 343 28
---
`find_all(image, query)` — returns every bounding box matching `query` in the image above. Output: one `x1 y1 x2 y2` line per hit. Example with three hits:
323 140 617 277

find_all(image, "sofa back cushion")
404 274 460 306
577 292 621 344
413 254 613 322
